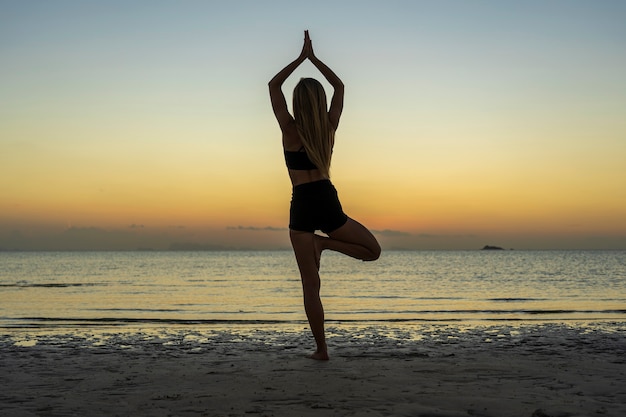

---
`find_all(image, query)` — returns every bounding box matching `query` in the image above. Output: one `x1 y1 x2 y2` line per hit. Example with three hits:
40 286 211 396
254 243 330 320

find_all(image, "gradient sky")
1 0 625 250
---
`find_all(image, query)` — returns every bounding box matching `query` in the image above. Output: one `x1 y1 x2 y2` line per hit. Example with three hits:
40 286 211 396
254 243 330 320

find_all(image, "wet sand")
1 324 625 417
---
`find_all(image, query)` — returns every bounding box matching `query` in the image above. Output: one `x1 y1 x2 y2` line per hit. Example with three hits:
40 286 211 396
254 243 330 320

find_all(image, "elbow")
268 75 282 88
268 79 280 93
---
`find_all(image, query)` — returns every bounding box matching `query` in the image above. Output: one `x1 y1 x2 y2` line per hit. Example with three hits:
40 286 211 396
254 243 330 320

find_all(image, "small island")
481 245 504 250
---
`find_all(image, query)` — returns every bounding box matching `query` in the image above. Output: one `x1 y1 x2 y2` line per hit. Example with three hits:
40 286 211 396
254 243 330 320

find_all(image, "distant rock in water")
482 245 504 250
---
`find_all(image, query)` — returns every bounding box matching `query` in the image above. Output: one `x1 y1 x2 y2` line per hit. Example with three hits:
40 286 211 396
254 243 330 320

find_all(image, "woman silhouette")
269 31 381 360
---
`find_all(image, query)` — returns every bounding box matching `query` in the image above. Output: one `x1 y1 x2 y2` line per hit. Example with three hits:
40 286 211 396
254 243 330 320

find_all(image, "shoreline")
2 321 625 350
2 323 625 417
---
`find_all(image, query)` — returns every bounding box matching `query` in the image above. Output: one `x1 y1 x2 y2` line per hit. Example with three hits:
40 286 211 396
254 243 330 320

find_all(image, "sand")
1 323 625 417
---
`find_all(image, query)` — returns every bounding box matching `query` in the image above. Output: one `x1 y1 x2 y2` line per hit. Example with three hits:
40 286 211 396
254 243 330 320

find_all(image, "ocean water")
1 250 625 331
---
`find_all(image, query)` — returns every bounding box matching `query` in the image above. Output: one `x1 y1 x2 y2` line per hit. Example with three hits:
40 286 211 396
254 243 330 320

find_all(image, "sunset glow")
1 1 625 250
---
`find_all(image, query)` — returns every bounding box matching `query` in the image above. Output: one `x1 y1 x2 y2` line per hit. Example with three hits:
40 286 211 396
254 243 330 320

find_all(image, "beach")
2 323 625 417
2 251 625 416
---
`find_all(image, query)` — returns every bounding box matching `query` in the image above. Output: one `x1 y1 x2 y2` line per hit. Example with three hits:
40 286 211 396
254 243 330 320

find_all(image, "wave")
2 317 297 328
91 308 183 313
0 282 105 288
333 309 626 315
3 308 625 329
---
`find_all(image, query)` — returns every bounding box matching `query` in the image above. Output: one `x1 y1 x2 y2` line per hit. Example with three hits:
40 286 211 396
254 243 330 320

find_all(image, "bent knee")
363 243 381 261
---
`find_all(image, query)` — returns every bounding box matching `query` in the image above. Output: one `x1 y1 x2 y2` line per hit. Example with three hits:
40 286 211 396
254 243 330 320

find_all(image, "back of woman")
269 31 381 360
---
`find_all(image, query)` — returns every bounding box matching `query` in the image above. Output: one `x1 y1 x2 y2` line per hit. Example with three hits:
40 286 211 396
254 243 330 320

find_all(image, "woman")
269 31 381 360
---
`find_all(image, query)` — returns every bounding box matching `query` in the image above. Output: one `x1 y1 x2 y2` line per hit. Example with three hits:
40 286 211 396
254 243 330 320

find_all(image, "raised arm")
308 41 344 130
268 32 310 129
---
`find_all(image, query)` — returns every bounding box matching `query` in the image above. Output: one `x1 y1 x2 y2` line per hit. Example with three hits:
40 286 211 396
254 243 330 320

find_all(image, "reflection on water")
1 250 625 328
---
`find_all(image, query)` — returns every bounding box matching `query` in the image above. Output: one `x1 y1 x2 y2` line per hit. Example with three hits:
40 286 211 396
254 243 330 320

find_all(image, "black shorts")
289 180 348 234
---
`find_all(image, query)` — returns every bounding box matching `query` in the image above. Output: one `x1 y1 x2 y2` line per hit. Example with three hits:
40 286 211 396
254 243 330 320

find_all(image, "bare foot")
309 350 329 361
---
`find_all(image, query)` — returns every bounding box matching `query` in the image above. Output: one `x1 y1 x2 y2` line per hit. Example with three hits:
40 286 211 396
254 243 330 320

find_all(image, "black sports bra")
284 147 317 170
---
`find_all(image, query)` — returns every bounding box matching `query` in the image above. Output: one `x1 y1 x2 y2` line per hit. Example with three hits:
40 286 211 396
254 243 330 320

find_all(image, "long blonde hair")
292 78 335 178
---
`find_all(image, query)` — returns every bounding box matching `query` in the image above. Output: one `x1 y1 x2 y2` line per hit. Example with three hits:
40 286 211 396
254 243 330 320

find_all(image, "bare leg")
290 230 329 360
289 218 379 360
316 217 381 262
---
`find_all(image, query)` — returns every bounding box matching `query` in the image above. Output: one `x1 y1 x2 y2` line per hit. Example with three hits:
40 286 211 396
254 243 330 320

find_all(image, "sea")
1 250 625 335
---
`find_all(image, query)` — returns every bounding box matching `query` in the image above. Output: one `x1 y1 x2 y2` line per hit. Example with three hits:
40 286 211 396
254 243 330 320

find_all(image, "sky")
1 0 625 251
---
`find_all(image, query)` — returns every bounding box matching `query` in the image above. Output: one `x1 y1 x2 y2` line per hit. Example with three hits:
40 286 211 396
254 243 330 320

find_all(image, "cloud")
227 226 287 232
64 226 106 235
372 229 411 237
169 242 229 251
378 230 472 239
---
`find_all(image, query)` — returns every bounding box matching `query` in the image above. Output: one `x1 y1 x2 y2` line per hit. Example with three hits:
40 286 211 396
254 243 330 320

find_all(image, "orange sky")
1 1 625 250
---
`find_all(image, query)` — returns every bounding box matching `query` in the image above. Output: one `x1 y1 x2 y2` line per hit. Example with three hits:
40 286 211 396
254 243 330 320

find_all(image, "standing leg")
290 230 329 360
